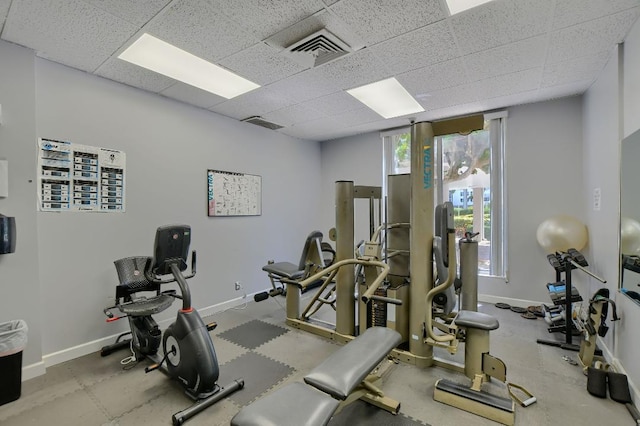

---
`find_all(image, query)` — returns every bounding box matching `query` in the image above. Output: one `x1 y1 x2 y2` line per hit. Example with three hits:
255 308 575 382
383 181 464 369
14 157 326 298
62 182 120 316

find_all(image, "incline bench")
231 327 402 426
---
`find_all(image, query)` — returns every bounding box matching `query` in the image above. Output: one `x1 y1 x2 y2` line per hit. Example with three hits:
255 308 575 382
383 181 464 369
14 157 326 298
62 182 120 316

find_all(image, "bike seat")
118 294 174 316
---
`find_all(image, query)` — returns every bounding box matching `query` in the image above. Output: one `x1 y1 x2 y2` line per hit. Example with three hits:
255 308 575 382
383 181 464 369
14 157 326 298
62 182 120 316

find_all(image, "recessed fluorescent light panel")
118 33 259 99
347 78 424 119
446 0 495 15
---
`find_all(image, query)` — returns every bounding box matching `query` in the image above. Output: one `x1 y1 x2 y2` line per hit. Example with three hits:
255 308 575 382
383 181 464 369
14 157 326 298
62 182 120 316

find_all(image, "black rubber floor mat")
218 351 294 407
218 319 289 350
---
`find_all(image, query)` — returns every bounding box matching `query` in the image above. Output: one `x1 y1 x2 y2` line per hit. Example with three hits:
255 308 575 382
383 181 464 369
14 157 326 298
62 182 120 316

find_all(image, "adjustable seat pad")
262 262 304 280
230 382 338 426
455 310 499 331
118 294 174 316
304 327 402 400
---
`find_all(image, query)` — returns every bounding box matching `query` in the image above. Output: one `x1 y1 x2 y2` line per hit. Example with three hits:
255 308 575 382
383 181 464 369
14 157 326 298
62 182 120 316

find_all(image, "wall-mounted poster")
207 170 261 217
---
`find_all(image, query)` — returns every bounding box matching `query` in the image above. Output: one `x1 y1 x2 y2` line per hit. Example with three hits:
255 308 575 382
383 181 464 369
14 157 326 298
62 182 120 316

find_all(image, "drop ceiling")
0 0 638 141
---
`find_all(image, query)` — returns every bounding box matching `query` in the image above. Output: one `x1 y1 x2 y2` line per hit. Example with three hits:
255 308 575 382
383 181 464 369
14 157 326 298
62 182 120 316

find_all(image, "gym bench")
230 327 402 426
256 230 335 301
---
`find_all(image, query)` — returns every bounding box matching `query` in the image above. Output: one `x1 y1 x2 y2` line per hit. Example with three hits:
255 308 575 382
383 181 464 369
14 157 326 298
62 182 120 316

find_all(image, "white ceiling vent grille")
241 116 284 130
282 29 353 68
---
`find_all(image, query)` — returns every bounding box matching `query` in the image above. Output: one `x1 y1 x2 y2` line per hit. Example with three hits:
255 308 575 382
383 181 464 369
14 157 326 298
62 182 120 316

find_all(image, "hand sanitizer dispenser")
0 214 16 254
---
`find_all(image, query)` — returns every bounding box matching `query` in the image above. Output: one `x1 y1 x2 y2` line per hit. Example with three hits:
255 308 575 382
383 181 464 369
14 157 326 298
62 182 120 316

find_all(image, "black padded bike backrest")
114 256 158 299
151 225 191 276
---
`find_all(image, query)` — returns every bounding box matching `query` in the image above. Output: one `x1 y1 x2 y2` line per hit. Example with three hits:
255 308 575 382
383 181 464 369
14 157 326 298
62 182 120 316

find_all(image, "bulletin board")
207 169 261 217
37 138 126 212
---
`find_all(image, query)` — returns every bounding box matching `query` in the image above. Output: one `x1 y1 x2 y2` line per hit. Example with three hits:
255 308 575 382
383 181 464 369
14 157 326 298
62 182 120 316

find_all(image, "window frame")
381 112 508 279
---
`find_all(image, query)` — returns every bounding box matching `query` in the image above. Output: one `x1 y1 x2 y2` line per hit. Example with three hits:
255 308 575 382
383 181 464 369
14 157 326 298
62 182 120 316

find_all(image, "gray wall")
34 59 322 355
319 133 383 243
1 40 323 371
0 41 42 367
499 97 586 302
583 15 640 397
318 97 585 304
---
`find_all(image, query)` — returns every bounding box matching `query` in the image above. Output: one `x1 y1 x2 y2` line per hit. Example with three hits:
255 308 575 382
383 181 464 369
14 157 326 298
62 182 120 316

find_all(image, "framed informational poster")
207 170 261 217
37 138 126 212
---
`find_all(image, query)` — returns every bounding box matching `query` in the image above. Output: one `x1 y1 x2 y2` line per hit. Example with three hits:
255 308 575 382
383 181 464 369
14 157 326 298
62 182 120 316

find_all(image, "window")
382 114 507 278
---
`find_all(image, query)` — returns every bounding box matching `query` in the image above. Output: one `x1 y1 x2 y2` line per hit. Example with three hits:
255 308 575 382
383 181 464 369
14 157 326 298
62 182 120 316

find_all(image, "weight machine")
279 119 531 424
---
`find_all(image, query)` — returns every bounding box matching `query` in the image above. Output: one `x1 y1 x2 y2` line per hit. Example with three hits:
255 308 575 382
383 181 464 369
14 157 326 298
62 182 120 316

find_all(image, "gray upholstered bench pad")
455 310 499 331
230 382 339 426
262 261 304 280
304 327 402 400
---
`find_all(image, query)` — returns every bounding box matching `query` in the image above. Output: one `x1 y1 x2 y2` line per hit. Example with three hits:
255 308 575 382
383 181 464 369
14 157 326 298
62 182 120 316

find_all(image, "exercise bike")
101 224 243 425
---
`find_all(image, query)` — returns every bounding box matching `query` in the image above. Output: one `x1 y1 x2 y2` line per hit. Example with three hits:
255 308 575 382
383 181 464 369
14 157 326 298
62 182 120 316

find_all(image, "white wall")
0 41 42 369
1 38 323 374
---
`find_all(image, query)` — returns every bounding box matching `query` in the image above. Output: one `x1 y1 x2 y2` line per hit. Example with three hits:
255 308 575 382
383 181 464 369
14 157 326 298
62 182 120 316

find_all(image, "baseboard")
599 337 640 411
478 293 545 308
22 361 46 381
22 295 256 380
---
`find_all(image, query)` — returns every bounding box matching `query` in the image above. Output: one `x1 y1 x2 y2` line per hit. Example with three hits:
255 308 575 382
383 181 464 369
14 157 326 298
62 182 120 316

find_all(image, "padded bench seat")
230 327 402 426
230 382 338 426
454 310 499 331
304 327 402 400
262 262 304 280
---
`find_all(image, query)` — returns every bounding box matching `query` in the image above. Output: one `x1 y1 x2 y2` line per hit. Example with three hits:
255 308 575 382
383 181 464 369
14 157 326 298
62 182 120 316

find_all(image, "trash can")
0 320 28 406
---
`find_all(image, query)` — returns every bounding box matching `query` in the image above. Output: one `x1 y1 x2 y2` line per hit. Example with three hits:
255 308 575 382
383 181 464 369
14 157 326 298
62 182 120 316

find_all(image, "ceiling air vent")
241 116 284 130
282 29 353 68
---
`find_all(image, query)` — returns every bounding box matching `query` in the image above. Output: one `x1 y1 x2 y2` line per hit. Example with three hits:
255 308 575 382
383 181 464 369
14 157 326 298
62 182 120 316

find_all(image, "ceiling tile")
302 91 365 116
397 58 469 96
328 0 445 45
95 57 176 92
368 20 460 74
451 0 555 56
263 103 328 127
463 35 547 82
82 0 171 26
418 101 485 123
542 52 610 87
2 0 138 72
266 68 341 103
277 116 341 139
553 0 640 29
418 83 481 111
476 90 538 111
331 107 382 126
535 80 593 101
213 0 325 41
475 67 542 100
218 42 307 86
160 82 227 109
313 49 391 90
209 86 296 120
547 8 639 63
0 0 10 32
144 0 258 63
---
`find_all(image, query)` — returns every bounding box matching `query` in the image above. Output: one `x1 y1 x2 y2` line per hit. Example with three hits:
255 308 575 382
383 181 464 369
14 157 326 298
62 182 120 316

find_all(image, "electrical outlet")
235 281 241 291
